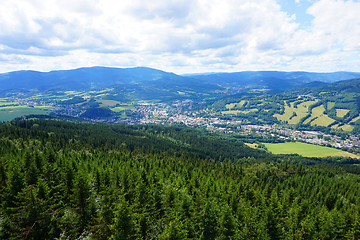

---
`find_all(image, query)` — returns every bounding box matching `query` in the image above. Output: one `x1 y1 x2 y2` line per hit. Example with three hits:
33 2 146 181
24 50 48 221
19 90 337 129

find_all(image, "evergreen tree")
111 197 135 240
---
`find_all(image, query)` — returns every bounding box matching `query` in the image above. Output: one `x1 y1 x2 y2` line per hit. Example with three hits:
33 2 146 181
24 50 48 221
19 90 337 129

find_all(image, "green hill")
2 120 360 239
211 78 360 133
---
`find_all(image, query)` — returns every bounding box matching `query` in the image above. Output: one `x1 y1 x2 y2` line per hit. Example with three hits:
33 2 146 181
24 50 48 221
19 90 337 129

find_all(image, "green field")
332 124 355 132
350 115 360 123
327 102 335 109
225 100 247 110
273 102 294 122
264 142 360 158
222 109 257 115
65 91 82 95
110 104 133 113
98 99 121 107
336 109 350 118
0 106 49 122
339 124 354 132
273 100 318 124
0 102 19 106
222 110 241 115
311 114 335 127
241 109 258 114
303 105 323 124
302 105 336 127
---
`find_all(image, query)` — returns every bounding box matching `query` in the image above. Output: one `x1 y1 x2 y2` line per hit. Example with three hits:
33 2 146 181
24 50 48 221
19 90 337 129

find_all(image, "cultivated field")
97 99 121 107
273 100 318 124
310 114 335 127
110 104 133 112
350 115 360 123
332 124 355 132
222 110 242 115
336 109 350 118
225 100 247 110
245 143 258 149
222 109 257 115
327 101 335 109
302 105 336 127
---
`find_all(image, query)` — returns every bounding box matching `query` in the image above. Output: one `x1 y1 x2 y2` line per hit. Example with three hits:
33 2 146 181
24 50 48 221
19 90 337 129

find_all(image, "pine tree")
73 172 91 232
200 202 218 240
158 217 188 240
111 197 135 240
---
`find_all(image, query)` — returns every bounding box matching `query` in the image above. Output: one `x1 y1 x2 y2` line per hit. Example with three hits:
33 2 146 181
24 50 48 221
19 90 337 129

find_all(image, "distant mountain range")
187 71 360 90
1 66 360 97
2 66 360 132
0 67 194 91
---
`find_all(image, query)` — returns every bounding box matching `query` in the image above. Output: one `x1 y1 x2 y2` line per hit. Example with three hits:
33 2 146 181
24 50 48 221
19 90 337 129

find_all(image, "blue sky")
0 0 359 74
278 0 314 29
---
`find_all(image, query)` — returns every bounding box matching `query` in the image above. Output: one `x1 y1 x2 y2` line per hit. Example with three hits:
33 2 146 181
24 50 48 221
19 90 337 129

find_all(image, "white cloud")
308 0 360 51
0 0 359 73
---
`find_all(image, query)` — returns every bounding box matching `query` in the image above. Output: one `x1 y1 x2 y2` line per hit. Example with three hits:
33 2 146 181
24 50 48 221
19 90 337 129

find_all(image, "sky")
0 0 360 74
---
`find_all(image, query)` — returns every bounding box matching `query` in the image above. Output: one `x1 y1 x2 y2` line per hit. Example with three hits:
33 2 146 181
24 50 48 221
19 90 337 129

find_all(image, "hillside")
0 67 183 91
188 71 360 91
210 78 360 133
2 120 360 239
276 78 360 132
2 67 360 98
0 67 222 100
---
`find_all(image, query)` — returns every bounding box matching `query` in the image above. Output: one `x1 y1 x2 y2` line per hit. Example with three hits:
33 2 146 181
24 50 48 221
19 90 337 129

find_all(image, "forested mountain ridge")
1 66 360 97
0 67 187 91
188 71 360 91
0 67 222 100
1 120 360 239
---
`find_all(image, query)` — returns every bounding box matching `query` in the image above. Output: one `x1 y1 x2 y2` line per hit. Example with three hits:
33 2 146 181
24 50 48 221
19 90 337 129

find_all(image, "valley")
3 1 360 238
3 67 360 239
1 67 360 158
2 89 360 158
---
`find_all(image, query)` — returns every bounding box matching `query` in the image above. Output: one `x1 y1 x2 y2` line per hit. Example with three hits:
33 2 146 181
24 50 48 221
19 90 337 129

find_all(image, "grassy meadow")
97 99 121 107
225 100 247 110
273 100 318 124
110 105 133 112
272 99 354 131
264 142 360 158
350 115 360 123
0 106 49 122
327 101 335 109
336 109 350 118
222 109 258 115
245 143 259 149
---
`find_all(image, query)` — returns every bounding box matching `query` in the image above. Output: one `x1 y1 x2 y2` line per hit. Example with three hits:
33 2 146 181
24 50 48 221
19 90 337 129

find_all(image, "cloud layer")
0 0 359 73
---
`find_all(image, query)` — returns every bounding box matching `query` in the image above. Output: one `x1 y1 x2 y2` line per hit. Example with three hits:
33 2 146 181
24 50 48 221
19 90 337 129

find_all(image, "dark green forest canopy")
1 120 360 239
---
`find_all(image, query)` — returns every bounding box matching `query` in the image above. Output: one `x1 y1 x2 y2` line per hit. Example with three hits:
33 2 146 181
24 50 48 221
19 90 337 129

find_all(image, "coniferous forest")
1 120 360 239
